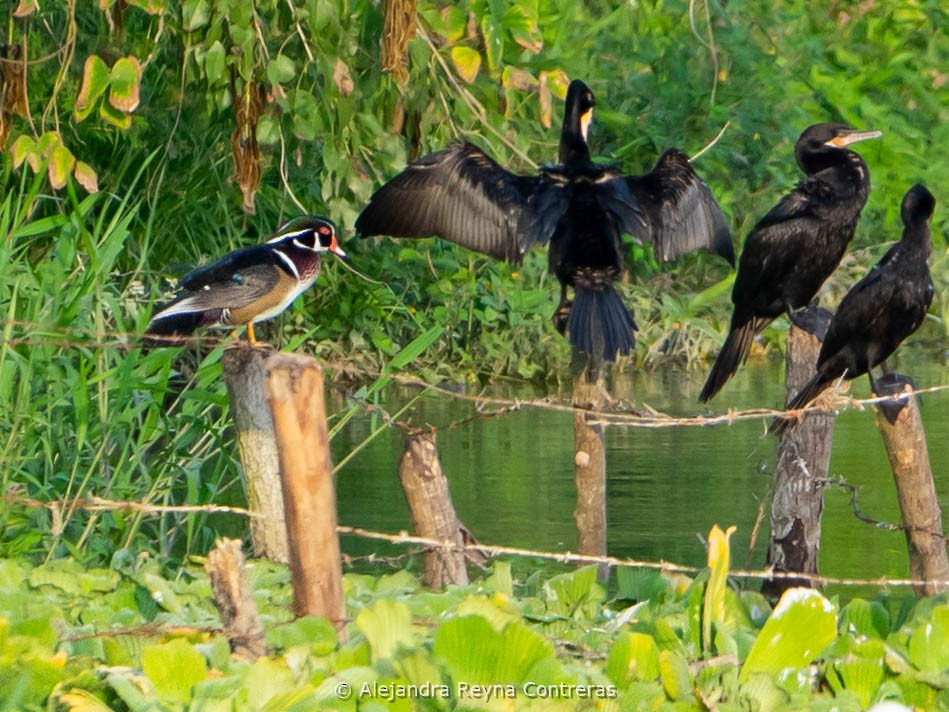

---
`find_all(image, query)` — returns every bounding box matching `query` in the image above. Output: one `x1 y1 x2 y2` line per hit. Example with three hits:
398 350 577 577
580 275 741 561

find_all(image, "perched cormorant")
772 184 935 432
355 79 733 363
699 122 882 402
146 216 346 345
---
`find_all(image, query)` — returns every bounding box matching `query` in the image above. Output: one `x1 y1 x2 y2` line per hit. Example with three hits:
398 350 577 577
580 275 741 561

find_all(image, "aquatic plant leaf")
739 588 837 683
659 648 694 701
141 638 208 704
244 657 299 709
703 524 737 653
607 631 660 689
266 615 338 655
909 605 949 674
433 615 554 684
355 598 416 664
827 656 885 709
839 598 889 639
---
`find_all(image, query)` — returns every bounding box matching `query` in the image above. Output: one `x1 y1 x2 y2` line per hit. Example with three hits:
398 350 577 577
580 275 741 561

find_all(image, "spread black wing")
355 142 565 263
619 149 734 264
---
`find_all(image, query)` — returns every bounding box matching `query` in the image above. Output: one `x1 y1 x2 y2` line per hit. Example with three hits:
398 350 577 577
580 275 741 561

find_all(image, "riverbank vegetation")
2 1 948 708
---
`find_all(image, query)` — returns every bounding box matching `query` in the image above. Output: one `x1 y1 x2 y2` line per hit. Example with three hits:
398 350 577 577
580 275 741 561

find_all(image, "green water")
331 351 948 591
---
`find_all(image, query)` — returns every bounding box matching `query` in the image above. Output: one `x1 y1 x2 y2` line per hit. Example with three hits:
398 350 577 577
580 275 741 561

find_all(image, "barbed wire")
4 493 945 590
2 317 946 428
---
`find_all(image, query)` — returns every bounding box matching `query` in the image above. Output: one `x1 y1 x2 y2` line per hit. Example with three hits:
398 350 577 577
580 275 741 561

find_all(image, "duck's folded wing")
153 264 281 322
355 142 564 262
620 148 734 265
180 245 282 290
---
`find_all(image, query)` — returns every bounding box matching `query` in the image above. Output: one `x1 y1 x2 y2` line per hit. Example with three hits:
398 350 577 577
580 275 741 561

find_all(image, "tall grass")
0 155 245 566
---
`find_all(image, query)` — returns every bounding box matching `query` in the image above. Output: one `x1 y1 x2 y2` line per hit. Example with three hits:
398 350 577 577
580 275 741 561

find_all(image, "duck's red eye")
319 226 331 235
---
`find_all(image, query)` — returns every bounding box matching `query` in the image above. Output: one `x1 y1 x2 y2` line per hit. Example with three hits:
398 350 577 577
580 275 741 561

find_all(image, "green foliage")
2 550 949 710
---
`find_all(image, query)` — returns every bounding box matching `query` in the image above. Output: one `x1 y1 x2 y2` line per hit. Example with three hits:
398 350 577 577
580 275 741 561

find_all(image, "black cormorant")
699 122 881 402
355 79 733 363
772 184 935 432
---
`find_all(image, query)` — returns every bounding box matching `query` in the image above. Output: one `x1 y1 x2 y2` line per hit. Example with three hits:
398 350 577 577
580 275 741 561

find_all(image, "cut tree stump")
205 538 266 660
398 431 470 588
221 347 288 563
572 361 609 581
265 353 346 636
765 309 834 597
873 375 949 596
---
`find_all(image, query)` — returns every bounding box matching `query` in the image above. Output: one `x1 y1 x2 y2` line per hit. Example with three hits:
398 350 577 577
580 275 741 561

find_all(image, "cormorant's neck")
558 130 591 168
797 147 865 177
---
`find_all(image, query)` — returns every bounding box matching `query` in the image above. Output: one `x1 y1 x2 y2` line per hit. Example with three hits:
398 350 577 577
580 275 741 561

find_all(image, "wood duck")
146 216 346 345
699 122 882 402
772 184 935 432
355 79 733 364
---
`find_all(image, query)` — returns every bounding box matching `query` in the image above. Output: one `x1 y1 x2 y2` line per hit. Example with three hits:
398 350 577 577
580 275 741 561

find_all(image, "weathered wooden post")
398 431 469 587
221 348 288 562
764 310 834 597
572 360 609 581
873 376 949 596
205 538 266 659
265 353 346 636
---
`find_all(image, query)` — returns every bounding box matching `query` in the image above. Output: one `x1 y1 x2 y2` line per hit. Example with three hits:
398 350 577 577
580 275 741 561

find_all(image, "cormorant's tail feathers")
769 375 832 435
566 287 637 363
698 316 767 402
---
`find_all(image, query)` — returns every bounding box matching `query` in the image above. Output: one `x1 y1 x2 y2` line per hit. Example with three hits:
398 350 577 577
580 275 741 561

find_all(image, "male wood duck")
355 79 733 364
145 216 346 345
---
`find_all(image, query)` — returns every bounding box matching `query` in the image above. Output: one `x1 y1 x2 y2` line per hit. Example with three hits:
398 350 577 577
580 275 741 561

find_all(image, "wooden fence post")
765 311 834 597
221 348 288 562
398 431 470 588
264 353 346 636
572 363 609 581
205 538 266 659
873 377 949 596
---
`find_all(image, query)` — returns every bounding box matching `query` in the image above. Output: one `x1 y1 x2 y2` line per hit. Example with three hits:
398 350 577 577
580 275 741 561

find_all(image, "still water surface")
331 352 948 592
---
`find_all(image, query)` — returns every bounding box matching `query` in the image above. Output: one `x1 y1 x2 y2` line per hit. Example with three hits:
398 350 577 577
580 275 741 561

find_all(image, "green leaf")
450 46 481 84
909 605 949 673
10 134 37 170
266 615 338 655
839 598 889 639
141 638 208 704
125 0 164 14
740 588 837 683
74 55 110 121
243 657 299 709
433 615 555 685
204 40 226 84
703 524 737 653
47 144 75 189
659 648 693 701
607 632 660 689
267 54 297 85
109 56 142 112
182 0 209 31
480 15 504 77
99 101 132 129
355 599 416 664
